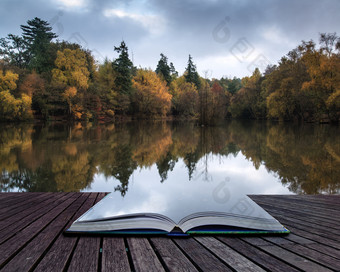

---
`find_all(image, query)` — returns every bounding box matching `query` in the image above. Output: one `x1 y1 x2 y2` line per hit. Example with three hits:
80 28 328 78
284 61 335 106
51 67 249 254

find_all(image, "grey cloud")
1 0 340 78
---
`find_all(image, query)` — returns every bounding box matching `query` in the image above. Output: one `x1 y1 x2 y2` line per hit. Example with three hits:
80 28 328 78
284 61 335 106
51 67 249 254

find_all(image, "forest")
1 17 340 124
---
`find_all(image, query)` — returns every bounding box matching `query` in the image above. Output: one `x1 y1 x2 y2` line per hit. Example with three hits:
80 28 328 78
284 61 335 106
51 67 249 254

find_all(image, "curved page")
68 173 287 233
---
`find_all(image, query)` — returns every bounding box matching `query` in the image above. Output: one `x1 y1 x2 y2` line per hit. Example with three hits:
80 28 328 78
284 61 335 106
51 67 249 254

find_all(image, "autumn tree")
264 47 309 121
18 72 46 117
0 70 32 121
19 72 45 97
300 34 340 121
229 69 265 120
171 76 199 116
96 59 117 117
132 69 172 116
52 48 90 89
0 70 18 92
210 80 230 121
198 78 229 125
51 48 91 119
62 86 79 118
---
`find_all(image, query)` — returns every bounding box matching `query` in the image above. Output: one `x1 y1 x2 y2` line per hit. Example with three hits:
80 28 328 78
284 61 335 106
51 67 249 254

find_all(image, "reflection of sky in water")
81 152 292 222
83 152 292 195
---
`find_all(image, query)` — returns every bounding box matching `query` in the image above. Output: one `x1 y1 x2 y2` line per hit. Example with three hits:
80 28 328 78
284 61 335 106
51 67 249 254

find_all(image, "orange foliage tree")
132 69 172 116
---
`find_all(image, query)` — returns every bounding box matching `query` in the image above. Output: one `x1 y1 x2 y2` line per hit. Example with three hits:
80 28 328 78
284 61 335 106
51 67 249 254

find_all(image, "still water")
0 121 339 195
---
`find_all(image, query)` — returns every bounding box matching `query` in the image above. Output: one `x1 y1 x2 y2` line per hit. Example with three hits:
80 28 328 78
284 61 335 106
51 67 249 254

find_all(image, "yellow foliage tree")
132 69 172 116
0 70 18 92
52 48 90 90
0 70 33 121
170 76 199 116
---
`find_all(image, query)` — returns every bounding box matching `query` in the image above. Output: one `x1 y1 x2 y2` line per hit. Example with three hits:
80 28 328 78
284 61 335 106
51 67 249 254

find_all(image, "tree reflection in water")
0 121 339 194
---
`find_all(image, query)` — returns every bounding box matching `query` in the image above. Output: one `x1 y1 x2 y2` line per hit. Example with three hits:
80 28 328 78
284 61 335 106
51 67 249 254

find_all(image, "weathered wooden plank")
67 193 106 272
0 193 339 272
0 192 63 231
0 193 80 268
0 193 89 272
0 192 49 218
102 237 131 272
67 237 101 272
262 236 340 270
253 201 340 225
0 192 43 203
289 194 340 204
0 192 36 205
173 238 232 272
310 195 340 203
127 238 165 272
251 196 340 222
275 224 340 250
251 199 340 229
34 193 100 272
275 213 339 239
218 237 300 272
285 234 340 259
150 237 199 272
261 205 340 244
250 201 339 231
263 195 340 210
241 237 333 272
0 192 24 200
195 236 265 272
0 193 71 245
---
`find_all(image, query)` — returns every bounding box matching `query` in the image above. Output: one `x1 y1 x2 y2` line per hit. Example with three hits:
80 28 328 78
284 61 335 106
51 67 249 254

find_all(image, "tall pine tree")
113 41 133 95
0 17 57 72
185 55 200 89
20 17 57 73
169 62 178 78
155 53 171 86
112 41 133 113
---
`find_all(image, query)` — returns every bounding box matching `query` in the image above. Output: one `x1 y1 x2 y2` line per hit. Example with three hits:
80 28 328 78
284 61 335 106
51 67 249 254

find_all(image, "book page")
76 158 278 227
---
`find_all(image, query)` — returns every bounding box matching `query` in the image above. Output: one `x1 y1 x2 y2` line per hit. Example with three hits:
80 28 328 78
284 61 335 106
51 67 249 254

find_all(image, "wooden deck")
0 193 339 272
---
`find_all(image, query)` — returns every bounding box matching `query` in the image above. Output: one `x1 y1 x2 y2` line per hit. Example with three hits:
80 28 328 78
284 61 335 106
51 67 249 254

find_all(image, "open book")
66 178 289 236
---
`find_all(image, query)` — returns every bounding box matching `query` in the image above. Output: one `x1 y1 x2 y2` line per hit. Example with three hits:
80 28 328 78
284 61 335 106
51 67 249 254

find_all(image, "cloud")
1 0 340 78
103 8 166 35
55 0 87 8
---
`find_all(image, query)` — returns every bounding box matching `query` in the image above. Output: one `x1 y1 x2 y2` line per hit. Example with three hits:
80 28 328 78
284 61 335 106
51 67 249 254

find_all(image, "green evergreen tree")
185 55 201 89
155 53 171 85
169 62 178 80
0 34 29 68
20 17 57 73
112 41 134 114
113 41 133 96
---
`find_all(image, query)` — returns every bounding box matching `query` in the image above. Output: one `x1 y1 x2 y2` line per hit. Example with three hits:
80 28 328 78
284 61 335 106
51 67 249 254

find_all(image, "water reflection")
0 121 339 194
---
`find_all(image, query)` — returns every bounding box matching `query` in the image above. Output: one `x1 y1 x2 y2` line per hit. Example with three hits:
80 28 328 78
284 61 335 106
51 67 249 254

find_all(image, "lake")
0 120 339 195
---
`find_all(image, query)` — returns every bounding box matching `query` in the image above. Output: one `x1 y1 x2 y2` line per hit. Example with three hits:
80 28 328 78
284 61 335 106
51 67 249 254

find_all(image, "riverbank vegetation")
1 17 340 124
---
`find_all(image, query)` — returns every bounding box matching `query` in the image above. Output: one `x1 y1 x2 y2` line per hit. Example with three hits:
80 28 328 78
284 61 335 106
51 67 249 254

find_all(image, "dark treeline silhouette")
1 121 339 194
1 18 339 123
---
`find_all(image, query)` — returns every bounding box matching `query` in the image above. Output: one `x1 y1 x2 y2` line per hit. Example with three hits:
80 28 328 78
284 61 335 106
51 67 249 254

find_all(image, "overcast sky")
1 0 339 78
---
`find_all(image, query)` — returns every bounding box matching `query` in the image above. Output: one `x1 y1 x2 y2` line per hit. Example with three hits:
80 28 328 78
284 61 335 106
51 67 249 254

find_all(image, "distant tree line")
1 17 340 123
